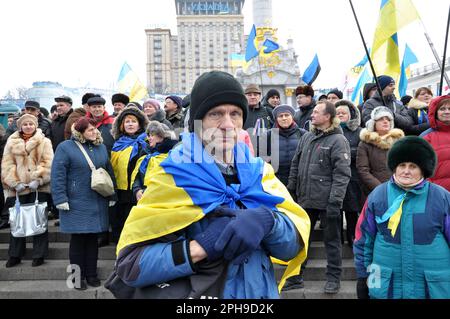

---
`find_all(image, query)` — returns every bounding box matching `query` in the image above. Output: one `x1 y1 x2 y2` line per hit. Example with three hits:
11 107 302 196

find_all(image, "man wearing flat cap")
6 100 51 138
50 95 74 151
85 96 115 154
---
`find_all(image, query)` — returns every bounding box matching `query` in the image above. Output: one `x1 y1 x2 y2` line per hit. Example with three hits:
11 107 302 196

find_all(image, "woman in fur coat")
356 106 404 202
1 114 53 268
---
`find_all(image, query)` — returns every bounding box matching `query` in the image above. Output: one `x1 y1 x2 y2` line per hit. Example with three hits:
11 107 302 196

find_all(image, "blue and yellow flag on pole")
117 62 149 102
117 133 310 292
371 0 420 83
245 25 259 62
398 44 419 97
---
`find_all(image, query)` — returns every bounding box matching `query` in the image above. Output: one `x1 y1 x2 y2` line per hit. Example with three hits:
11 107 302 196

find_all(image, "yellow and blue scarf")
111 133 148 190
117 132 310 292
376 179 428 237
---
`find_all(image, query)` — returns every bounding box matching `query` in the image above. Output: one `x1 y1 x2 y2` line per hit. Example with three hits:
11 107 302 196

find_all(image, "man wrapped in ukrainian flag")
108 71 310 299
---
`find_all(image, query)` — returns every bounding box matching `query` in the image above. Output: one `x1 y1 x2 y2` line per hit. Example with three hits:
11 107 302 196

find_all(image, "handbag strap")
15 190 40 206
74 141 96 171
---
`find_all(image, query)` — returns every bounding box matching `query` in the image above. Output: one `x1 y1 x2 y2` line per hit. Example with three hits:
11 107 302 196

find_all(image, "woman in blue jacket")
51 117 116 290
354 136 450 299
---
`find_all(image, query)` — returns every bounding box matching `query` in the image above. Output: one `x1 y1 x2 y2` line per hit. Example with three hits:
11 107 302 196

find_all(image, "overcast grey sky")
0 0 449 96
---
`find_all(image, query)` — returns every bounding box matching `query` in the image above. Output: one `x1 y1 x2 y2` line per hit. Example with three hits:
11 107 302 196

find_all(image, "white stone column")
252 0 272 28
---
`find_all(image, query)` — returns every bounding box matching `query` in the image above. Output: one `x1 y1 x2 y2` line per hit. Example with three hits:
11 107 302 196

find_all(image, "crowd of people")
0 71 449 299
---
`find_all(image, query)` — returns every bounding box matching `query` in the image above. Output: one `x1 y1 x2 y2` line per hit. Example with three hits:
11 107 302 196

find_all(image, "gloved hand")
15 183 26 193
214 206 275 265
56 202 70 211
109 201 116 207
193 213 234 262
356 278 369 299
28 180 40 191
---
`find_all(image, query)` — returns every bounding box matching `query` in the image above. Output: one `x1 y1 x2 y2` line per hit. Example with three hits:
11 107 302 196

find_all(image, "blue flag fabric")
112 132 148 160
263 39 280 54
245 25 259 62
398 44 419 97
302 54 321 86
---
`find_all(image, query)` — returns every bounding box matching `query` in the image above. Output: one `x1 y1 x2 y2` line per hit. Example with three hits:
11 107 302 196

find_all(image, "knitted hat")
17 114 38 131
327 89 343 100
245 84 262 95
366 106 394 132
400 95 413 106
82 93 98 105
387 136 437 178
146 120 176 140
189 71 248 132
377 75 395 91
266 89 280 99
295 85 315 97
112 93 130 105
126 102 143 111
143 99 161 110
166 95 183 109
273 104 295 119
87 96 106 106
24 100 40 109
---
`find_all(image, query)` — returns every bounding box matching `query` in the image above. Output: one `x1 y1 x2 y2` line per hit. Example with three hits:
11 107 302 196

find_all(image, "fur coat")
1 129 53 197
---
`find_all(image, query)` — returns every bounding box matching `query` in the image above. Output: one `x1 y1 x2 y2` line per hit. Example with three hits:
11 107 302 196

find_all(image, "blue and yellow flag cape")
130 152 167 190
117 133 310 292
111 133 148 190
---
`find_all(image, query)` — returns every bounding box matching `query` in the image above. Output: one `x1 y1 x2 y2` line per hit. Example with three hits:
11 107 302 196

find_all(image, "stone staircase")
0 222 357 299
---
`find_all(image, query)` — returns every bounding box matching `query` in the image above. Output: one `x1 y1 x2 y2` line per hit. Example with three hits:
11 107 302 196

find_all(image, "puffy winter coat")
421 96 450 191
287 118 351 210
50 109 73 151
1 129 53 197
354 180 450 299
341 103 363 213
356 129 404 199
51 128 116 234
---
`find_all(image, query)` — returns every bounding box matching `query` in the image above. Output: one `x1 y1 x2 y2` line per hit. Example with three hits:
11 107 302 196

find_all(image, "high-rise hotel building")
146 0 246 94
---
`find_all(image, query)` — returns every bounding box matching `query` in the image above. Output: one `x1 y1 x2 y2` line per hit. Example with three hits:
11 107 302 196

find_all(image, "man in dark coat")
362 75 413 131
6 101 51 138
286 100 351 294
293 85 316 131
243 84 273 131
50 95 74 151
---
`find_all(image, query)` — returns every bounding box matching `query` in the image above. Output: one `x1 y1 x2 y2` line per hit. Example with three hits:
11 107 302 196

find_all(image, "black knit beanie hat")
189 71 248 132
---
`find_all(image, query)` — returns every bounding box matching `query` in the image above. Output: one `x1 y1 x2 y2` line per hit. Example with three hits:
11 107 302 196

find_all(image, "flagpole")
419 17 450 90
257 56 264 96
348 0 386 106
439 5 450 95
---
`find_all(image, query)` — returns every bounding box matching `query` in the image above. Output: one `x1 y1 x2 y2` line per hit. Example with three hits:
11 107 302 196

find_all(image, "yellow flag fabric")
371 0 420 84
387 197 405 237
130 153 169 190
116 154 310 294
111 147 133 190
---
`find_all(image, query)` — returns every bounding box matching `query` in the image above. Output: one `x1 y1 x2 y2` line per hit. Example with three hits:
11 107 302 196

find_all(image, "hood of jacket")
149 109 167 122
408 98 428 110
112 106 149 140
427 95 450 131
310 116 342 135
363 83 377 102
71 125 103 145
336 101 361 132
359 128 404 150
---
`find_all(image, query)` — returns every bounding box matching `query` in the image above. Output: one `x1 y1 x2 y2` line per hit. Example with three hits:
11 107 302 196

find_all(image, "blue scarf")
160 132 285 211
112 132 148 160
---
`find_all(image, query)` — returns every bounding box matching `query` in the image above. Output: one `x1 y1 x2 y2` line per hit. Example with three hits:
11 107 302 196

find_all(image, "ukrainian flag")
117 133 310 292
371 0 419 83
117 62 149 102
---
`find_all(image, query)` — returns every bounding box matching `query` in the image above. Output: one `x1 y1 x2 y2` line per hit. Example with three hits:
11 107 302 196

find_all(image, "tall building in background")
146 0 245 94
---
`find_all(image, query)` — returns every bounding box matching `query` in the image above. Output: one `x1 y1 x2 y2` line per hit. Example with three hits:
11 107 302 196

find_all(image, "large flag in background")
245 25 259 62
117 62 149 102
370 0 420 81
230 53 246 68
398 44 419 97
302 54 321 86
